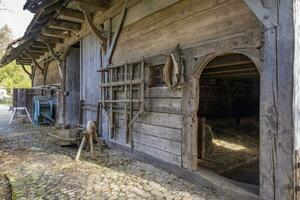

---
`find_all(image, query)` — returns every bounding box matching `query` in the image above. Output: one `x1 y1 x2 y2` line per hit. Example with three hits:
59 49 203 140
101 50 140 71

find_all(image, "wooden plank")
41 27 70 39
134 142 181 166
49 19 81 31
37 35 64 44
145 87 182 98
140 112 182 129
72 0 109 11
144 98 181 114
133 122 181 142
58 8 85 23
133 132 181 156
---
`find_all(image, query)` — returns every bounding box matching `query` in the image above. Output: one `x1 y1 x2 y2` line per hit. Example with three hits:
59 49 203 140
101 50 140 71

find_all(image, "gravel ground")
0 104 231 200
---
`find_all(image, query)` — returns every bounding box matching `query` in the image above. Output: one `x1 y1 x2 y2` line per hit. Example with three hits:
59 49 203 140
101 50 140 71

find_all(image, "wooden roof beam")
40 0 64 16
37 35 64 44
32 41 48 48
48 19 81 31
57 8 85 23
27 46 49 53
41 27 70 39
25 51 45 57
72 0 108 11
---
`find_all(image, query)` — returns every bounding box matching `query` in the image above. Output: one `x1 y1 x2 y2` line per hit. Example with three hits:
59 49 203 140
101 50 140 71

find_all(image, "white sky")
0 0 34 39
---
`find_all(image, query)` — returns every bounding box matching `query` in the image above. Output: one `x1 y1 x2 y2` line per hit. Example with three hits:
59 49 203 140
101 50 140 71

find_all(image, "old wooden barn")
1 0 299 199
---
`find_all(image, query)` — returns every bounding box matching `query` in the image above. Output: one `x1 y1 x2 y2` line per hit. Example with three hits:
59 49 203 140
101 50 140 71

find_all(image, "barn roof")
0 0 108 67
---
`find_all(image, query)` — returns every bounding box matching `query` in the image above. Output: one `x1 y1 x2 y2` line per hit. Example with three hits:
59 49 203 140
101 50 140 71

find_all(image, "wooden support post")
31 65 36 86
242 0 295 199
43 61 49 85
129 64 133 148
109 68 114 139
124 64 128 143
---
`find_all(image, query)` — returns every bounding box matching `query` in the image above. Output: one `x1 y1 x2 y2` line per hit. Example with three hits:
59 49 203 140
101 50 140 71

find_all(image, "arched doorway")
197 53 260 185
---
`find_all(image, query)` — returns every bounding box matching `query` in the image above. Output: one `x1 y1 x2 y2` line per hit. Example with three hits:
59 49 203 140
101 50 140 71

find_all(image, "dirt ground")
0 104 242 200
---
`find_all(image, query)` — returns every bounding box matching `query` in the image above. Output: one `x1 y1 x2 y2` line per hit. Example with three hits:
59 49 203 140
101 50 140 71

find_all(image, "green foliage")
0 61 31 94
0 25 31 94
0 24 12 56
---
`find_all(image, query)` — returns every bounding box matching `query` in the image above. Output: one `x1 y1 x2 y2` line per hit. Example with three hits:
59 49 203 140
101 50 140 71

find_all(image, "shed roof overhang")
0 0 109 67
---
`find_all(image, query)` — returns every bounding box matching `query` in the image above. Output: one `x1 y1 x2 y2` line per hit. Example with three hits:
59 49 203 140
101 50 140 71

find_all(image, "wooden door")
65 46 80 127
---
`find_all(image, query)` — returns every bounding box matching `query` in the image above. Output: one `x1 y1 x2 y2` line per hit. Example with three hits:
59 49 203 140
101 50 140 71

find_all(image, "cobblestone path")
0 105 226 200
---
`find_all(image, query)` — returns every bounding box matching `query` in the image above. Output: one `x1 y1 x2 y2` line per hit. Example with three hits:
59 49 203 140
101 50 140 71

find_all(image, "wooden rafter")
72 0 108 11
40 0 64 16
58 8 85 23
41 27 70 39
37 34 64 44
79 5 107 52
32 41 49 48
49 19 81 31
27 46 49 53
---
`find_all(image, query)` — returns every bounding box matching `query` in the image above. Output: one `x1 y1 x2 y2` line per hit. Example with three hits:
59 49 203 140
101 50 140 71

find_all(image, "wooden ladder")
98 60 145 148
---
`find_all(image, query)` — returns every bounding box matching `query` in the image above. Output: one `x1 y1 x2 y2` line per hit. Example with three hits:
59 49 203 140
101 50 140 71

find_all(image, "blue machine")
33 96 57 125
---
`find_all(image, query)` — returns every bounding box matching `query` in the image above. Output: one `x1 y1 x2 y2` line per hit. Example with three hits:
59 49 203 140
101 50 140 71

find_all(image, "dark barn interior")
197 53 260 185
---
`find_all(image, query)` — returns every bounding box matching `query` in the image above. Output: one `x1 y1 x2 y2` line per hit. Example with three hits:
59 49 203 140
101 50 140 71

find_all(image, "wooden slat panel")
133 122 181 142
134 142 181 166
134 131 181 155
140 112 182 129
145 98 181 114
145 87 182 98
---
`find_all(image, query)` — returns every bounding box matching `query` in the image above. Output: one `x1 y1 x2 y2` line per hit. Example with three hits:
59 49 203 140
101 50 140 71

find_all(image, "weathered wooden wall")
13 88 44 116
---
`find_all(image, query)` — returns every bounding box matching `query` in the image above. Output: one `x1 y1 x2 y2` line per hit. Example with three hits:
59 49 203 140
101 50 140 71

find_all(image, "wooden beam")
242 0 277 29
41 27 70 39
79 5 107 52
27 46 49 53
72 0 108 11
40 0 64 16
36 13 53 25
37 35 64 44
32 41 48 48
30 23 47 34
58 8 85 23
48 19 81 31
25 50 45 57
106 2 128 64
